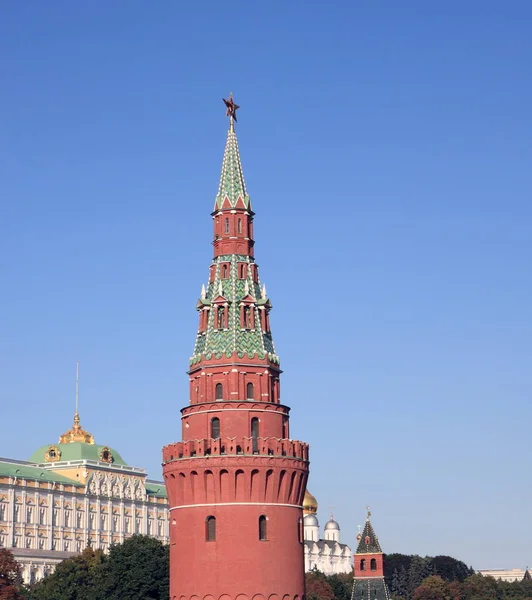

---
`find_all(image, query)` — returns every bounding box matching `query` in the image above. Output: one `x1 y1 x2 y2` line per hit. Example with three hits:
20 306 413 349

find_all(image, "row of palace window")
205 515 267 541
209 263 259 282
359 558 379 571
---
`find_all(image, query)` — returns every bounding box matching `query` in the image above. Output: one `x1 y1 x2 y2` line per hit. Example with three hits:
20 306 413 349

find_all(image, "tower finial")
366 505 371 521
75 361 80 419
59 361 95 444
223 93 240 132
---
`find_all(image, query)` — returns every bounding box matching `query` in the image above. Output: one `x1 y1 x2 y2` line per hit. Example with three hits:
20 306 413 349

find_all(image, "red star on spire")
223 93 240 122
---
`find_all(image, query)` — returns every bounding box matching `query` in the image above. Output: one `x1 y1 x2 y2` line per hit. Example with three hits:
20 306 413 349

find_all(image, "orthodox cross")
223 93 240 129
366 505 371 520
329 506 334 519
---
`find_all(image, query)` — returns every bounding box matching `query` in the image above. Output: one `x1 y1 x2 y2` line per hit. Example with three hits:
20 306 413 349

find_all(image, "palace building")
302 490 352 574
0 407 168 583
162 96 310 600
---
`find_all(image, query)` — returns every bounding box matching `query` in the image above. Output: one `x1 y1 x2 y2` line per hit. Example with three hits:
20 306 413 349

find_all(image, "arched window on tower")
206 516 216 541
360 559 366 571
370 558 377 571
211 418 220 439
247 382 254 400
222 264 229 279
259 515 268 541
251 417 259 454
215 383 223 400
237 218 242 234
224 218 229 234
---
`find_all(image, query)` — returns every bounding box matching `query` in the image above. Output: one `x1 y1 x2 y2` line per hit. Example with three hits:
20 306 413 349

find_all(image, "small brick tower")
352 508 391 600
163 96 310 600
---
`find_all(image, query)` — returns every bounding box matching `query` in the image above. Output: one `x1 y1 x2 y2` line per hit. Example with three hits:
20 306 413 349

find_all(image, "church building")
303 490 352 574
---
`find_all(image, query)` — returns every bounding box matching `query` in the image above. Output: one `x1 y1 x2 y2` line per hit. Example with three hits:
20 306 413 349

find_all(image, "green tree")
430 557 473 583
305 570 335 600
325 573 352 600
392 566 409 598
462 574 499 600
409 557 430 597
385 554 414 589
413 576 452 600
96 535 169 600
26 547 106 600
0 549 23 600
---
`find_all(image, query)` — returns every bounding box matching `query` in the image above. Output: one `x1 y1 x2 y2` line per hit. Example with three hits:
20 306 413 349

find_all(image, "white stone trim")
170 502 302 511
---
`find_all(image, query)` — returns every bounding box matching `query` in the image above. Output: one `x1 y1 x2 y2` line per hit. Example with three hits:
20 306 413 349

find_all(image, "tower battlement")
163 437 309 463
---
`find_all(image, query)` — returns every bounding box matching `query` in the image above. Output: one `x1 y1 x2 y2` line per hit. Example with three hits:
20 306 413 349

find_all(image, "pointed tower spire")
214 94 250 211
352 509 390 600
163 95 309 600
191 94 277 365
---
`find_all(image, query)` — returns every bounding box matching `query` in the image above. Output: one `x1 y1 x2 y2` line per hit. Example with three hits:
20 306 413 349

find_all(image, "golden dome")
303 489 318 515
59 413 95 445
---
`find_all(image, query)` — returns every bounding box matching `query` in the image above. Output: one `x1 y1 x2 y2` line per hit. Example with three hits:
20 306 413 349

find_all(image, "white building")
478 569 530 582
302 490 352 574
0 411 168 583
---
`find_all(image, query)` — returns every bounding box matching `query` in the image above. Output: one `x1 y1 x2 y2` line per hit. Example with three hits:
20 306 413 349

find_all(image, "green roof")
356 519 383 554
29 443 128 467
145 482 167 498
0 460 83 486
214 125 251 210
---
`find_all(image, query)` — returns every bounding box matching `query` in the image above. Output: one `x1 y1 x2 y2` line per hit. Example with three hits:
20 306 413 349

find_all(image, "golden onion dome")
58 413 95 445
303 489 318 515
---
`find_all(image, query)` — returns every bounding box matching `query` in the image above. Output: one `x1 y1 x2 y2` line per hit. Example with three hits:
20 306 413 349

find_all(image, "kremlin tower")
352 509 391 600
162 96 310 600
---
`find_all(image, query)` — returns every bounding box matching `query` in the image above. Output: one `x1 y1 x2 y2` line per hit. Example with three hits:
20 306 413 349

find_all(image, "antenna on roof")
75 361 80 416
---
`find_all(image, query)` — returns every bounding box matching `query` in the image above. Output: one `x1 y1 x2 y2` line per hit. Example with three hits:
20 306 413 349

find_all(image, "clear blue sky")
1 1 531 570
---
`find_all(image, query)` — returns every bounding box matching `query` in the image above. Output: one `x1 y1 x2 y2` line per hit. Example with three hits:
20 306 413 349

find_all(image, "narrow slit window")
211 417 220 439
251 417 259 453
259 515 267 541
206 516 216 541
215 383 223 400
237 218 242 234
224 218 229 234
247 382 254 400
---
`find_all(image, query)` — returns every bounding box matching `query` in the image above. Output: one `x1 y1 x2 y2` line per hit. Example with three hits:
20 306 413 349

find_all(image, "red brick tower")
163 96 310 600
352 508 391 600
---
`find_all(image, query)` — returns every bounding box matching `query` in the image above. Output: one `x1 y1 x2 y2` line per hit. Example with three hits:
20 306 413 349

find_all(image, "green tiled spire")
214 125 251 211
357 517 383 554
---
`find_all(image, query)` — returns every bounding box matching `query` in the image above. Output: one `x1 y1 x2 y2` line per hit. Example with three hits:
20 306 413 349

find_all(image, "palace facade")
0 412 168 583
